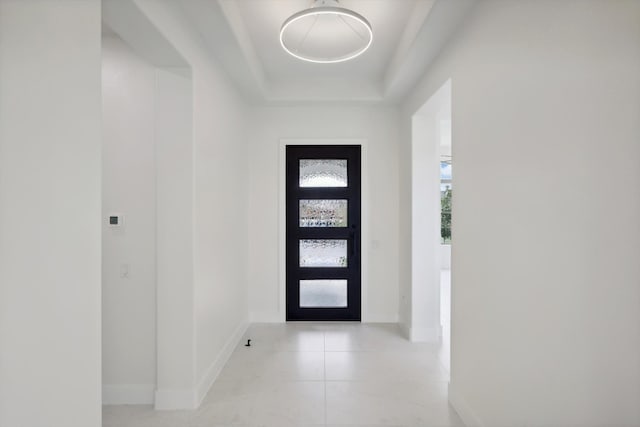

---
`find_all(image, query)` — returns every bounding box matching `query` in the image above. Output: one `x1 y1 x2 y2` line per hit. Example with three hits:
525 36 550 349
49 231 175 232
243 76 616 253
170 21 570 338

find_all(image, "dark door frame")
279 139 367 320
278 140 367 322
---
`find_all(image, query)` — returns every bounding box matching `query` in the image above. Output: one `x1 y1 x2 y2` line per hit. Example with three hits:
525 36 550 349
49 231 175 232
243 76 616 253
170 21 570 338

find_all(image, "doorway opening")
439 101 452 373
410 79 452 369
101 7 192 407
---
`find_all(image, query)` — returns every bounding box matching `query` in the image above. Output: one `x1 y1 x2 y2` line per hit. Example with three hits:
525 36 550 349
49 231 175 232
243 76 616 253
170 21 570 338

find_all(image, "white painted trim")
278 138 369 322
102 384 155 405
195 321 249 407
154 388 196 411
448 383 484 427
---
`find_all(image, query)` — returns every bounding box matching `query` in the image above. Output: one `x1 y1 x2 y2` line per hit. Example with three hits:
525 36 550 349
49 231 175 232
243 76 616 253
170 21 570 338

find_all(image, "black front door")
286 145 361 321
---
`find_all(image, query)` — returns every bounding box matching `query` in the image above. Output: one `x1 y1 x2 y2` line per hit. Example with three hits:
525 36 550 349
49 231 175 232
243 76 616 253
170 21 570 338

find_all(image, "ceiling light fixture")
280 0 373 64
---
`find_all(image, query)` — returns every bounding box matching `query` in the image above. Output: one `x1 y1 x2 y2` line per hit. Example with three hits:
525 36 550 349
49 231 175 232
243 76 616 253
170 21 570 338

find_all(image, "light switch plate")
108 213 124 227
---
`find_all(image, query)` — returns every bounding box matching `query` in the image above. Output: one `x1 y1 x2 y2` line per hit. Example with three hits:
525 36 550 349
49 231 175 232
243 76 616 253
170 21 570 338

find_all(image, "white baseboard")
154 388 196 410
409 325 442 342
154 321 249 410
103 384 155 405
155 322 249 411
392 322 442 342
195 321 249 407
448 382 484 427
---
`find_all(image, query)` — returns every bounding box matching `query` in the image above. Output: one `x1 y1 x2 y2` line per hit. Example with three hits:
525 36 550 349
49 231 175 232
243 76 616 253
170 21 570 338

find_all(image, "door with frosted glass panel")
286 145 361 321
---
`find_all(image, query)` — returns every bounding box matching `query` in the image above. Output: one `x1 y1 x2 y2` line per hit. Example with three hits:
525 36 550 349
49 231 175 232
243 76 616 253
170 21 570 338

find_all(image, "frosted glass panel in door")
300 280 347 307
299 199 348 227
299 239 347 267
299 159 347 187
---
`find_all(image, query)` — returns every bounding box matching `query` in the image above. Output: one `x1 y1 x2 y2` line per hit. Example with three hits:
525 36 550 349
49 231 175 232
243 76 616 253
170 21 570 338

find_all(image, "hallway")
103 323 462 426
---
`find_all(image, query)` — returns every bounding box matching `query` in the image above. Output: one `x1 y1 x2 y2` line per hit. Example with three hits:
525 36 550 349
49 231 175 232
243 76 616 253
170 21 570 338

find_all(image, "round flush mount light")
280 0 373 64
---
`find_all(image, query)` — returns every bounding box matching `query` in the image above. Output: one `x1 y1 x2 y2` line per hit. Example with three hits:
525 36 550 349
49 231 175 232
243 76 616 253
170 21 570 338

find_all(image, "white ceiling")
235 0 417 84
176 0 476 104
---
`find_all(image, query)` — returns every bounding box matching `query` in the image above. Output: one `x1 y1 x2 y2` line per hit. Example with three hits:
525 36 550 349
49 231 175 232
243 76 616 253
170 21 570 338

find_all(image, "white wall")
102 35 158 405
0 1 102 426
401 1 640 425
119 0 250 409
154 66 195 409
247 106 400 323
192 56 249 396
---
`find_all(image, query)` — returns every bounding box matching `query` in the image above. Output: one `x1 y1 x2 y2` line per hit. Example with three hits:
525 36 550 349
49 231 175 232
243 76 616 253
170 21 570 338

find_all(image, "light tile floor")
103 319 462 427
